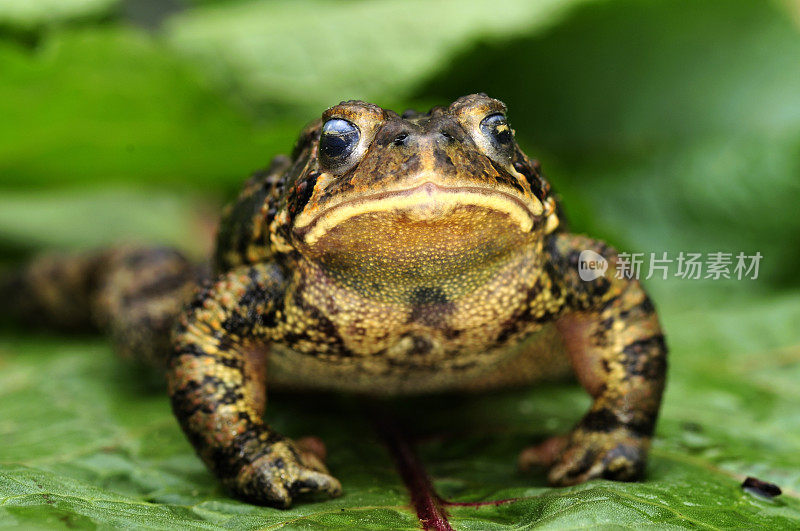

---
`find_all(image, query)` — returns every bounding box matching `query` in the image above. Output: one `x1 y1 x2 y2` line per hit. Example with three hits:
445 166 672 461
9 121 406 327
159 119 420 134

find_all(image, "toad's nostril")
438 130 455 143
392 133 409 147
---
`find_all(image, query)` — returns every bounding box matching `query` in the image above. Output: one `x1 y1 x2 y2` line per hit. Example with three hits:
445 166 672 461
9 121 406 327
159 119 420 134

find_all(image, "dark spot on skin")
206 443 252 484
638 296 655 314
601 444 645 480
410 286 448 306
566 447 599 479
495 323 520 347
567 250 582 269
579 408 620 433
442 327 461 339
214 168 283 270
290 478 321 496
374 122 414 147
627 414 657 437
407 287 454 327
199 374 244 405
589 317 613 348
592 290 617 313
597 317 614 332
532 308 560 324
240 270 284 329
408 335 433 356
286 163 319 221
318 178 354 202
401 153 421 173
493 279 553 345
222 310 251 337
621 334 667 380
544 264 562 301
432 147 456 174
513 159 544 200
172 342 207 361
280 281 349 356
488 159 524 193
578 409 655 437
169 378 214 419
296 176 315 210
742 477 782 498
218 353 245 370
409 305 450 327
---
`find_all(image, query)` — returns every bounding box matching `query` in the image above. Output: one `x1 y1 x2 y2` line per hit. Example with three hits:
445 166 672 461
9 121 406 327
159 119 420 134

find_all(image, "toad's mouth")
293 182 542 247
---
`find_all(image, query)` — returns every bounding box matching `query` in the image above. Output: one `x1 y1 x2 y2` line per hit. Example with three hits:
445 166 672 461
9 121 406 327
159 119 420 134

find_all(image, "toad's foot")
229 439 342 508
546 428 648 486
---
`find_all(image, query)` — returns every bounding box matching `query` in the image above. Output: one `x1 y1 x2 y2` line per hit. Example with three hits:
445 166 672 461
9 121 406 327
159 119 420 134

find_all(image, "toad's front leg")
167 263 341 507
528 234 667 485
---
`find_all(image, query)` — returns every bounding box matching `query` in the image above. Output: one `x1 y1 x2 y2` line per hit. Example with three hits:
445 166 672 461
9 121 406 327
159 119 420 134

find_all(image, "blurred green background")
1 0 800 528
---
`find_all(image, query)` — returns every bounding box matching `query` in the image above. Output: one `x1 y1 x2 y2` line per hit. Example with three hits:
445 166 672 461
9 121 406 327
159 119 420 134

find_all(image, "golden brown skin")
0 94 667 507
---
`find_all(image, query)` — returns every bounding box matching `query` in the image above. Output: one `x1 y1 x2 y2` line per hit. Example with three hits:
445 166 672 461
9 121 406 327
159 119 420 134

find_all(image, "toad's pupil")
320 119 359 161
481 113 512 145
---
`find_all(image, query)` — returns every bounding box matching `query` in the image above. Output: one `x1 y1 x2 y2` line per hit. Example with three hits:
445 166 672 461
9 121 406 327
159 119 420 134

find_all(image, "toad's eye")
319 118 360 168
480 113 513 148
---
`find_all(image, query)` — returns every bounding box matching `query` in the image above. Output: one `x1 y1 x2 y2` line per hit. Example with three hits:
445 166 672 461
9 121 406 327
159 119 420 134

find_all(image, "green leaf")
0 0 120 31
0 26 291 192
164 0 591 116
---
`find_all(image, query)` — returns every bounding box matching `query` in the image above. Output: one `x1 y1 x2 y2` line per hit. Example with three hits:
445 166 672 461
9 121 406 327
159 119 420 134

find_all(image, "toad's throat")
294 182 541 247
293 183 541 298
